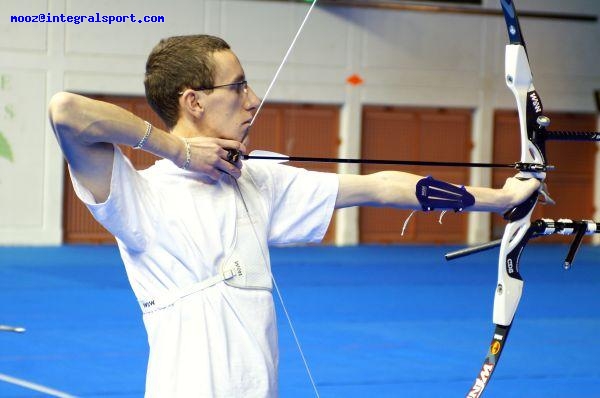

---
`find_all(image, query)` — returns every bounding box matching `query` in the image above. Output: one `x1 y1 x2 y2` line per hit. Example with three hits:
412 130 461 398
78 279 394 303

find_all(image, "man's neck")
171 119 205 139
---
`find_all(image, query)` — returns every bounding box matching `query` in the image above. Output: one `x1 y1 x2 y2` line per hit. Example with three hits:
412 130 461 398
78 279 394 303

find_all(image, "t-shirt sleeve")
68 146 154 251
252 163 338 245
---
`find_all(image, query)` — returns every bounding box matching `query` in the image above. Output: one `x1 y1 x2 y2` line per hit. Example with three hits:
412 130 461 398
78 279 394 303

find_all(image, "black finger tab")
227 149 240 164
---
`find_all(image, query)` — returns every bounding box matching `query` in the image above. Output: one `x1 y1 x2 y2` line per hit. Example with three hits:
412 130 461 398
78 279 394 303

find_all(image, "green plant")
0 131 13 162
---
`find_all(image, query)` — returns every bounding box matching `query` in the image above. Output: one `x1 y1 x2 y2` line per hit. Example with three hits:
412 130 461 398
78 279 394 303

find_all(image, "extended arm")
48 92 246 202
335 171 539 213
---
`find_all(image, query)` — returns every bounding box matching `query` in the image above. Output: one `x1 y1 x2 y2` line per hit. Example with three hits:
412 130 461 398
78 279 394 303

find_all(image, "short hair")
144 35 231 129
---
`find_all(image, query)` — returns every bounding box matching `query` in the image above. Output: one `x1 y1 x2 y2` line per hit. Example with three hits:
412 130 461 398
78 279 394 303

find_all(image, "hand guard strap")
416 176 475 212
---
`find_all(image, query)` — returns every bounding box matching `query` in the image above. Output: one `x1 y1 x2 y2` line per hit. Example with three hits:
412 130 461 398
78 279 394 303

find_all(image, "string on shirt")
231 177 321 398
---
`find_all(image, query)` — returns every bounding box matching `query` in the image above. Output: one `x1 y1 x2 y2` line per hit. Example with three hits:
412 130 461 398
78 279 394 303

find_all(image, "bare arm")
49 92 245 202
335 171 540 213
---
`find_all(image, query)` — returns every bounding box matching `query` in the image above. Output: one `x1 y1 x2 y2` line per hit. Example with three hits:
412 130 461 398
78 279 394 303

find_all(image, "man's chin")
240 126 251 142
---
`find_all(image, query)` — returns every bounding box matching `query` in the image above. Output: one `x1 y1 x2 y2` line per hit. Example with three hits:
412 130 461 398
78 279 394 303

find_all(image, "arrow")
239 150 549 170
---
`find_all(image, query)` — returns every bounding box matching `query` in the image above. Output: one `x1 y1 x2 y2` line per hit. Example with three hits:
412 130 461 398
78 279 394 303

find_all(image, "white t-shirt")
70 147 338 398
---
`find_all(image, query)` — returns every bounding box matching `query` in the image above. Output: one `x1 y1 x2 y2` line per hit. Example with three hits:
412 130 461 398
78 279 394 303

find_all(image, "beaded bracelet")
133 121 153 149
181 138 191 170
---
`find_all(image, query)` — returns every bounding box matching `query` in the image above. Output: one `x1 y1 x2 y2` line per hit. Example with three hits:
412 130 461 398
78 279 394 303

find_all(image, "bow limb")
242 1 318 142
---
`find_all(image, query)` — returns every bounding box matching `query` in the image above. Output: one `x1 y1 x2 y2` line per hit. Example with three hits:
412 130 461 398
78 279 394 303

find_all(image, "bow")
237 1 600 396
463 2 545 395
460 1 600 397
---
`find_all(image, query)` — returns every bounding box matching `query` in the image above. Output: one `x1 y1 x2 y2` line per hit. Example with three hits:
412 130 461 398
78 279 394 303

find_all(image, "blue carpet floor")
1 244 599 397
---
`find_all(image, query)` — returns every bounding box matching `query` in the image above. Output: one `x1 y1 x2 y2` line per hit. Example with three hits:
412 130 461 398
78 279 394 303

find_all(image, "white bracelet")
134 121 153 149
181 138 191 170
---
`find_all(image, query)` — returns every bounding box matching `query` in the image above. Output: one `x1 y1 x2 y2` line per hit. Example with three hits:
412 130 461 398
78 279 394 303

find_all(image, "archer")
48 34 539 397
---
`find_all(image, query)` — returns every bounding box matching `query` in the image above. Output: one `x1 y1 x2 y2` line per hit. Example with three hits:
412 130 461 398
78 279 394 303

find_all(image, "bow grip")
503 191 538 221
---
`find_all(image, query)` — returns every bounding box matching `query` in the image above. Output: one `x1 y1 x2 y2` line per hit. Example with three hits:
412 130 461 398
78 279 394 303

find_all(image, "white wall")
0 0 598 245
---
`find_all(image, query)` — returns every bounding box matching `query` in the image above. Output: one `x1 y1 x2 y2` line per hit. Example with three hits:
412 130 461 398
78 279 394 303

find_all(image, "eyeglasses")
178 80 248 96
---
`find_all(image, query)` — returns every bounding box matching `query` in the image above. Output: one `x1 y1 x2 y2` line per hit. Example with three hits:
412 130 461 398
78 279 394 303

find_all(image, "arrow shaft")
244 154 519 168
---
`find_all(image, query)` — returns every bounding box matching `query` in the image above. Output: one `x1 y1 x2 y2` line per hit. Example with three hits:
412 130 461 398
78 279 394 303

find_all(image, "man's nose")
246 86 261 110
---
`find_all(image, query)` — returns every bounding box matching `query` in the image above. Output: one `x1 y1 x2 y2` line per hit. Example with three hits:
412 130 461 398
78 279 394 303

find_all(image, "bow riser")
492 42 546 327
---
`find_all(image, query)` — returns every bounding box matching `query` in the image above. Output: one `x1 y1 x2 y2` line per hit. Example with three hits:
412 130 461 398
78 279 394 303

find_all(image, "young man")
49 35 539 397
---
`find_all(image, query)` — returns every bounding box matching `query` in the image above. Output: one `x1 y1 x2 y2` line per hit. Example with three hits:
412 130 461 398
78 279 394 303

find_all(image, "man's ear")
179 90 204 118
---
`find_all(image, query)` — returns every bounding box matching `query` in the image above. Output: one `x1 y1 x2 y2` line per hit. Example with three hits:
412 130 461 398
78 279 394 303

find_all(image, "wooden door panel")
248 104 340 243
360 107 472 244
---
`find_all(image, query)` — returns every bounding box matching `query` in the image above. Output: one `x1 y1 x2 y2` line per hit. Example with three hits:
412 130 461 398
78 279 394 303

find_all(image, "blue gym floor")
1 244 599 397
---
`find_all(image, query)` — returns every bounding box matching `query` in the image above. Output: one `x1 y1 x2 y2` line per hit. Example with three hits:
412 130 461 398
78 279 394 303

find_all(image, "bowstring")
237 2 321 395
242 0 318 142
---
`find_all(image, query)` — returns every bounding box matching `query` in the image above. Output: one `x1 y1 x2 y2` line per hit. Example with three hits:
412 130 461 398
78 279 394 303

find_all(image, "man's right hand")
179 136 247 183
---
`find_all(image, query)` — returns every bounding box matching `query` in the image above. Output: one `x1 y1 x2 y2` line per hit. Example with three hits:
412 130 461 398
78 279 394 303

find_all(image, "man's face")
199 50 260 142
